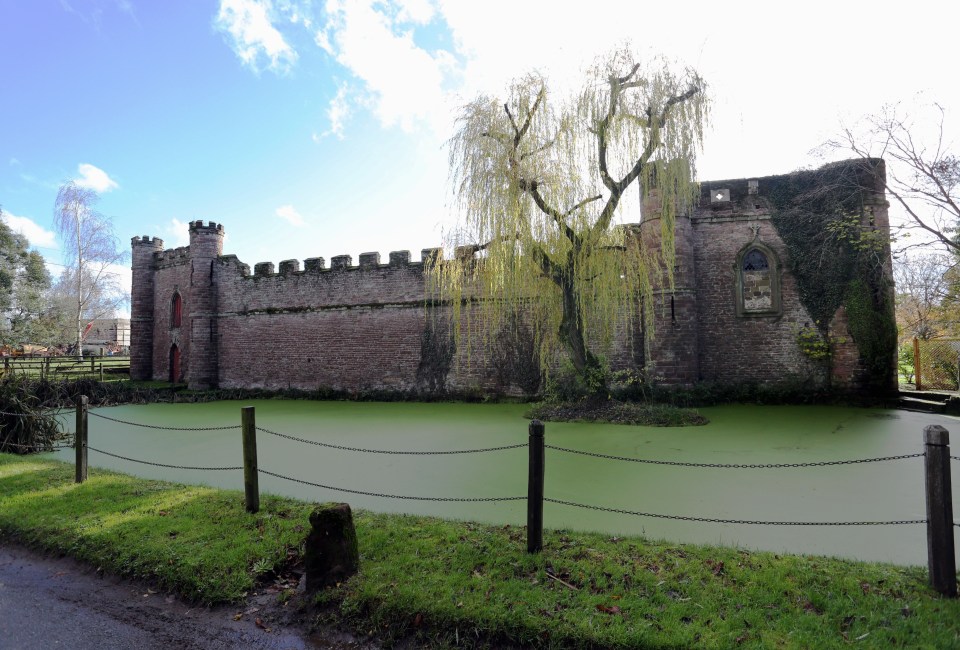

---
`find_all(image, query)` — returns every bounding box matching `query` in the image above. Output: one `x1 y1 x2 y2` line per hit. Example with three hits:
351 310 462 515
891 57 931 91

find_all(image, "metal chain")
258 468 525 502
0 409 58 418
257 426 525 455
543 498 926 526
1 440 74 451
545 445 924 469
88 411 240 431
86 445 242 471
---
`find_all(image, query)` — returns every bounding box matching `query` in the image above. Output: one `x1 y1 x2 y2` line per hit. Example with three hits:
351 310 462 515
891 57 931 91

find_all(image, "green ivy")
768 159 896 393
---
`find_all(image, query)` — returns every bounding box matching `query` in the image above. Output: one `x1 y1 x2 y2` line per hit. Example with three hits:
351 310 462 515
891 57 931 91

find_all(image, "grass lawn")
1 453 957 648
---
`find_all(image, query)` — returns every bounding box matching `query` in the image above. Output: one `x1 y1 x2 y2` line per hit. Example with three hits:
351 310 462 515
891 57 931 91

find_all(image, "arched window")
735 243 780 317
171 292 182 328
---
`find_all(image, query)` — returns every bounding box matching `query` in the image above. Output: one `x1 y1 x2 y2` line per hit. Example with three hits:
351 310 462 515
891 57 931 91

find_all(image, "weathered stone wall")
151 247 192 383
689 183 814 384
129 162 895 396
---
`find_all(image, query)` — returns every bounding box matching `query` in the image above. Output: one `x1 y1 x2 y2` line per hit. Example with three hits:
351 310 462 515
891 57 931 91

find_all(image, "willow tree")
430 48 709 392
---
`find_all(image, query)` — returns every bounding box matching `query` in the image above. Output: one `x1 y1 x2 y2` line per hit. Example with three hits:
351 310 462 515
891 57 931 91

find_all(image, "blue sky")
1 1 956 316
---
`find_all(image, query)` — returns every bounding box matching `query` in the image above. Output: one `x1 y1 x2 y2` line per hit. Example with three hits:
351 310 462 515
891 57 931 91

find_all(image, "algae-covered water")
51 401 960 567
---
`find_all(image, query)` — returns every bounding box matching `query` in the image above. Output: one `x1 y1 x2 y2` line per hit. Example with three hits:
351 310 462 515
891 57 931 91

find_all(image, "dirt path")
0 543 376 650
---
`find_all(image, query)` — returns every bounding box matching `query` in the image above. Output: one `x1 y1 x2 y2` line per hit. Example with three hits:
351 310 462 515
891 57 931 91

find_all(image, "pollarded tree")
53 182 126 357
430 48 708 393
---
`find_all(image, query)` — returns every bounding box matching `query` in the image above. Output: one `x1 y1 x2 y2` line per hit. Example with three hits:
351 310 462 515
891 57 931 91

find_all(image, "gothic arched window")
171 292 183 328
735 243 780 317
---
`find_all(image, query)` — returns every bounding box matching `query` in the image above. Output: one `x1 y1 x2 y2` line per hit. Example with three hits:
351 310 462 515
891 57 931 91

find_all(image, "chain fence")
543 497 927 526
259 468 524 502
1 440 74 451
545 444 924 468
87 411 240 431
8 404 952 535
258 425 524 455
86 445 242 471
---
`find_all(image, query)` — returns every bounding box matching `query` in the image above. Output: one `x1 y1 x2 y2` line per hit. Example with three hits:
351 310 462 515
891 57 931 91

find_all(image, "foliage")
0 375 62 453
897 342 916 384
53 182 127 356
430 46 709 395
796 326 831 362
0 208 55 347
526 399 707 426
893 252 955 340
767 160 897 392
3 454 957 648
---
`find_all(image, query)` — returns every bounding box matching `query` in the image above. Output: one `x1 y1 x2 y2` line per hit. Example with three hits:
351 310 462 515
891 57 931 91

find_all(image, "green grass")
1 453 958 648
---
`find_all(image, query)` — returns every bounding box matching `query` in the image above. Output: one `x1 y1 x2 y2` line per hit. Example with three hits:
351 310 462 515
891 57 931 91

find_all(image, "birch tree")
53 182 126 357
430 47 709 393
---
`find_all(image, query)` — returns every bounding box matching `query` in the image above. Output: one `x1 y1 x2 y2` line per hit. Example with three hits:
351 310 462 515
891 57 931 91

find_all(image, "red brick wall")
133 164 891 395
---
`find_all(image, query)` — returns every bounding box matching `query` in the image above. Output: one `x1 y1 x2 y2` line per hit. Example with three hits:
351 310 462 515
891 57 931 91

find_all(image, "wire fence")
6 400 959 593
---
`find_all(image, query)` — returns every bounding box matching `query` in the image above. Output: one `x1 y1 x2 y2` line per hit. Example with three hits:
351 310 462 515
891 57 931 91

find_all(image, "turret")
638 184 699 385
186 221 224 389
130 236 164 380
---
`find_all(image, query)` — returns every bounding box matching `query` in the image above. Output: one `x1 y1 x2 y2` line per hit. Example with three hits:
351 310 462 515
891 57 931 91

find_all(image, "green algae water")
50 401 960 567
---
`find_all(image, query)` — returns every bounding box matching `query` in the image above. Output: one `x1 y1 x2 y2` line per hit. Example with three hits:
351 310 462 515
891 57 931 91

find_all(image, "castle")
130 159 897 396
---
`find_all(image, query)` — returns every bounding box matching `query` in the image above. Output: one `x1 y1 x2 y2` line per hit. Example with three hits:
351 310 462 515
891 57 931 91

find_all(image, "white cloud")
216 0 298 74
165 218 191 247
9 157 20 166
74 163 119 193
316 0 456 133
316 83 351 139
275 204 306 226
0 210 58 249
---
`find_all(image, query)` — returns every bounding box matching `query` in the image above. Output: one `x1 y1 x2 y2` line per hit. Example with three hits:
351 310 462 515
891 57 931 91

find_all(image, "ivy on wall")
767 159 897 393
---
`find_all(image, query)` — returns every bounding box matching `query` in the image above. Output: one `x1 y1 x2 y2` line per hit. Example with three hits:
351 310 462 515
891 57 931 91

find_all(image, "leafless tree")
893 252 954 340
825 103 960 255
53 182 127 357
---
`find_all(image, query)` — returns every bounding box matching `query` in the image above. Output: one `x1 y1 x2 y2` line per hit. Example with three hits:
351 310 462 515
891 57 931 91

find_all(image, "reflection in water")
51 401 960 567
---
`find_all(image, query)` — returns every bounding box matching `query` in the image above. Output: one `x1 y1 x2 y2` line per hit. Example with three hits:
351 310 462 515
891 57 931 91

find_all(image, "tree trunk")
558 275 605 395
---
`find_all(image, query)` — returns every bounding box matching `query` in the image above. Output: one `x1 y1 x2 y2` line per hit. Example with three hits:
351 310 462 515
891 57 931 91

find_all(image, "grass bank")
1 453 957 648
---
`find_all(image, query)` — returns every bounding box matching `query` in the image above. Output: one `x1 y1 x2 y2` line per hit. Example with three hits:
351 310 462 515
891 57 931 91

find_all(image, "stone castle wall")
130 161 894 396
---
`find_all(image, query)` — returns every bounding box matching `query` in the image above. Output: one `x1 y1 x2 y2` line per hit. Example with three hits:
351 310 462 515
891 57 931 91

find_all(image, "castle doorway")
169 344 181 383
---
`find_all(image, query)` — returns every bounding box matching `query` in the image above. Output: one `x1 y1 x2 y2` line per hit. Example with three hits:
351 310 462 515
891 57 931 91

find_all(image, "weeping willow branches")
430 47 709 388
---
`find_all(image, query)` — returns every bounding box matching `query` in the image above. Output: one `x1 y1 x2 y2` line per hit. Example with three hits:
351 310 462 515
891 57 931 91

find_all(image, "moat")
50 400 960 567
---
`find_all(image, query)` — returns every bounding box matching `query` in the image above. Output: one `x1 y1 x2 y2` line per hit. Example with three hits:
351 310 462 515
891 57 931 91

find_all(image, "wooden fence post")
914 337 922 391
75 395 88 484
923 425 957 597
99 364 103 382
242 406 259 514
527 419 545 553
90 356 95 373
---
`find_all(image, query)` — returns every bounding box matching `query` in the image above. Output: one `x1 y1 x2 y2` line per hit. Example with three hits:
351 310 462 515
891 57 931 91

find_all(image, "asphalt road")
0 544 372 650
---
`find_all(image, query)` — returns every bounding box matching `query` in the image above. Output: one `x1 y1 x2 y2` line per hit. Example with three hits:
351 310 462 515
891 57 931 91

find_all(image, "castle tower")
186 221 224 390
130 236 164 381
639 187 700 384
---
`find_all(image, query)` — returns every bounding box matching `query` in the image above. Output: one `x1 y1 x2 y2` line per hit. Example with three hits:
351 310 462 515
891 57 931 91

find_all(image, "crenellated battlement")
188 220 224 233
132 235 165 248
131 158 894 396
235 248 442 278
155 246 190 262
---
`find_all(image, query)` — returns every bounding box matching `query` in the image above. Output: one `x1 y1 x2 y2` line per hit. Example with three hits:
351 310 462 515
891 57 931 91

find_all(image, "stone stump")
304 502 359 592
